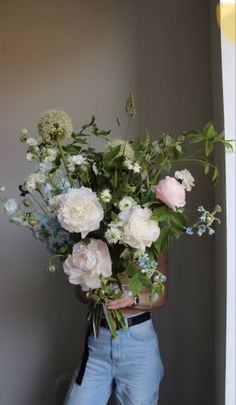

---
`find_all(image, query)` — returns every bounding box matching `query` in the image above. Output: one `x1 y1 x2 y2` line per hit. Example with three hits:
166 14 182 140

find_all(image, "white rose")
118 206 160 251
118 196 136 211
174 169 195 191
63 239 112 291
57 187 104 238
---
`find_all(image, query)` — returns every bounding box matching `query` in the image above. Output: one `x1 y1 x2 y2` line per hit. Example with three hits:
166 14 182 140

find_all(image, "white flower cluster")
25 172 46 191
67 154 88 172
37 109 73 143
174 169 195 191
124 158 141 173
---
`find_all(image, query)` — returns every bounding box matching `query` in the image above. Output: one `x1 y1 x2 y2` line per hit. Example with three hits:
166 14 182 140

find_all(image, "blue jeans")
64 318 164 405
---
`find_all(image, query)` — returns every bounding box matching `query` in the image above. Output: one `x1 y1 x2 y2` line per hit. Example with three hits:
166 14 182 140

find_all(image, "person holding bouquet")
64 251 168 405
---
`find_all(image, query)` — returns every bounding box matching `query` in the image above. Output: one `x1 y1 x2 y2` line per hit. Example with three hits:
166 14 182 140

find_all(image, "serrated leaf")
152 206 170 221
169 212 188 228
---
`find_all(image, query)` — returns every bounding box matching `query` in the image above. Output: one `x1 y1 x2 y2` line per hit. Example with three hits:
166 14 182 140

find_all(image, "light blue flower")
9 211 29 227
39 162 53 172
57 178 71 194
138 253 150 268
42 183 53 198
4 199 18 214
185 227 194 235
197 224 206 236
208 228 215 235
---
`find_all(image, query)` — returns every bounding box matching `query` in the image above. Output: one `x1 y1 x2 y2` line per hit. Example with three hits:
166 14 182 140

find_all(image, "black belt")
101 311 151 329
76 311 151 386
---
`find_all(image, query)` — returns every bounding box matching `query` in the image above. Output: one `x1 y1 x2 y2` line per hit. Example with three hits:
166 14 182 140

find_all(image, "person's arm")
107 250 169 311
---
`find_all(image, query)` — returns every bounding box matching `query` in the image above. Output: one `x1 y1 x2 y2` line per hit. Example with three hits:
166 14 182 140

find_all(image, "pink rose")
63 239 112 291
155 176 186 211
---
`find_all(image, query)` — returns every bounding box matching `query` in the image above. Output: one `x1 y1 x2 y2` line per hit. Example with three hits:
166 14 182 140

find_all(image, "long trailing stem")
28 191 49 216
56 137 73 187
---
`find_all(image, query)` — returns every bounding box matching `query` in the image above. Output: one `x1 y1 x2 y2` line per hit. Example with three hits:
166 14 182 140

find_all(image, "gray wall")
0 1 223 405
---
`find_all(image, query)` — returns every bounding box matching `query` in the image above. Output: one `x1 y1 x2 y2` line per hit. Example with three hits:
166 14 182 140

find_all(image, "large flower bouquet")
0 95 232 338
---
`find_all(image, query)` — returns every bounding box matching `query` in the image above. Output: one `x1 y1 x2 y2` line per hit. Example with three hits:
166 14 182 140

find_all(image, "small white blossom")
68 155 88 172
105 227 122 244
133 162 141 173
26 152 34 162
25 173 46 191
119 196 136 211
0 186 6 192
100 189 112 203
26 137 38 146
124 158 133 170
41 147 58 163
174 169 195 191
48 194 65 212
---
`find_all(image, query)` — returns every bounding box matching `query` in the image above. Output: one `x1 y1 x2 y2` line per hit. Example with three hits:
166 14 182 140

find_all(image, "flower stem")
56 137 73 187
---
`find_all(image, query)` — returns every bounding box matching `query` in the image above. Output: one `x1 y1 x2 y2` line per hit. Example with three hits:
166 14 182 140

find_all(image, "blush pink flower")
155 176 186 211
63 239 112 291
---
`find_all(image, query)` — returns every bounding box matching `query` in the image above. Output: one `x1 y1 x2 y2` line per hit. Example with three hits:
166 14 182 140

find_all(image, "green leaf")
203 121 216 139
212 166 219 183
205 141 214 157
204 161 210 174
154 226 174 252
169 211 188 228
188 134 205 144
128 272 147 296
152 206 170 221
123 264 139 277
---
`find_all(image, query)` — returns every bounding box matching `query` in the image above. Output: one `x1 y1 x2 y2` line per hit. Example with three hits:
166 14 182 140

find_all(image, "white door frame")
219 2 236 405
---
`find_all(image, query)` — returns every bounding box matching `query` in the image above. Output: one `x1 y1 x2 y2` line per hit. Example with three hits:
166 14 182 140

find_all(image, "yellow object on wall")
216 3 236 43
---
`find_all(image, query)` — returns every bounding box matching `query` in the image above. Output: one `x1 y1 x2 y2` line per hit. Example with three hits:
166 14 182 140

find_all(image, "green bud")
47 264 56 273
0 186 6 192
22 198 32 207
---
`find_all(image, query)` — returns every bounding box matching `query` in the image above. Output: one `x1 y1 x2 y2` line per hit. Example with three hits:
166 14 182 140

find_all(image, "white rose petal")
57 187 104 238
118 205 160 251
63 239 112 291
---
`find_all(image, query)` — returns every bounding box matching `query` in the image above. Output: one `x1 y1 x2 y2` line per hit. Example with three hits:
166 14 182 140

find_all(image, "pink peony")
155 176 186 211
63 239 112 291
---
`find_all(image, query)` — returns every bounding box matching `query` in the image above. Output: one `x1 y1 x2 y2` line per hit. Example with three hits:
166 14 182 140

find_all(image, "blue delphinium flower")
138 253 150 269
185 227 194 235
57 178 71 194
208 227 215 235
197 224 206 236
39 162 53 172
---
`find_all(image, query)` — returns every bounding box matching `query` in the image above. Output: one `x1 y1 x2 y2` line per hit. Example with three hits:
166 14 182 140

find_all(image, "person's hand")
107 294 133 310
